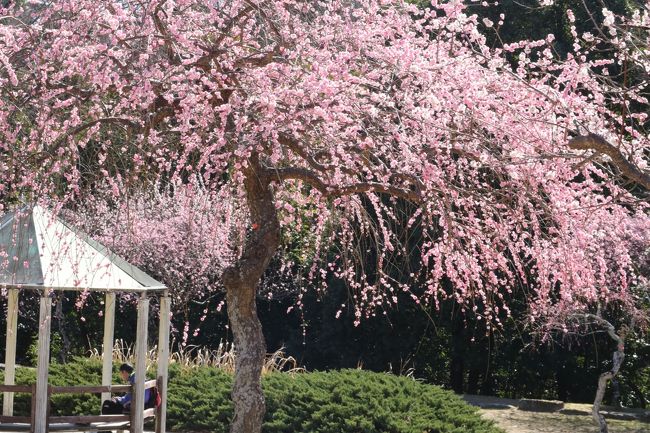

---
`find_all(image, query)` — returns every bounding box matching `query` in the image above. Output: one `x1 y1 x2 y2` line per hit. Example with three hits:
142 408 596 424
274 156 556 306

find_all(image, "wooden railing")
0 379 162 433
0 383 36 426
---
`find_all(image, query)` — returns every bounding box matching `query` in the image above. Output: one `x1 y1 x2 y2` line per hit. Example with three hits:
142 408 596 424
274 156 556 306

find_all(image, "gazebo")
0 205 170 433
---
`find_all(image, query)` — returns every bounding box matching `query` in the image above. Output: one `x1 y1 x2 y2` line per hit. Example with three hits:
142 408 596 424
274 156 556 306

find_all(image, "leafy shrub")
1 360 502 433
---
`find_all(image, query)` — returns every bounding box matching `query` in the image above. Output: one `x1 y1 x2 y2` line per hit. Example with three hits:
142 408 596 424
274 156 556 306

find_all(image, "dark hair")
119 363 134 374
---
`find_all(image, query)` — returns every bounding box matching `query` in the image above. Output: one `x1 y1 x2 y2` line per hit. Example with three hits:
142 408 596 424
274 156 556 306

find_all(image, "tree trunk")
225 285 267 433
591 319 627 433
593 348 625 433
223 154 280 433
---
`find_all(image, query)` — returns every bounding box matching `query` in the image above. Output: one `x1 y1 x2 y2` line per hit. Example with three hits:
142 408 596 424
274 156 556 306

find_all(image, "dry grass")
88 339 305 374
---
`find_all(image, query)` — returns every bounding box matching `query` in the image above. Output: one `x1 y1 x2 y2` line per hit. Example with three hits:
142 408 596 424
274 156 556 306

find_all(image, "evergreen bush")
0 360 502 433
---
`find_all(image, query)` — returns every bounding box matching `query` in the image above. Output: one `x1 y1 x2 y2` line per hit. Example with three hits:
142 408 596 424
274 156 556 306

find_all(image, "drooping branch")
568 134 650 190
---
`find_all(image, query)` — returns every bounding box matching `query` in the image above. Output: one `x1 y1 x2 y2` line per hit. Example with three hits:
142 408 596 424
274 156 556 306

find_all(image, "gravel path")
479 407 649 433
463 395 650 433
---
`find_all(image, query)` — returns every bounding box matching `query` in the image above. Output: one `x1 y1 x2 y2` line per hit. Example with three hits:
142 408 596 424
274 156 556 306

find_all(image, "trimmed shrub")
261 369 502 433
1 360 502 433
1 358 116 416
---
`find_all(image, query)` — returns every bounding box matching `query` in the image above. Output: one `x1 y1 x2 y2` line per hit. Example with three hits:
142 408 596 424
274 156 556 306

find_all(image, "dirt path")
480 407 649 433
462 395 649 433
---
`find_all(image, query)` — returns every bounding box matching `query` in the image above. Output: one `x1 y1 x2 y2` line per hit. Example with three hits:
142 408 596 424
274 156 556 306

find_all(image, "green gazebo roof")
0 205 165 292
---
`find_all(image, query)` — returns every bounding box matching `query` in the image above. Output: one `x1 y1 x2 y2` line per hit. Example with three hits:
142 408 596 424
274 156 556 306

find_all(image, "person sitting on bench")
101 363 153 414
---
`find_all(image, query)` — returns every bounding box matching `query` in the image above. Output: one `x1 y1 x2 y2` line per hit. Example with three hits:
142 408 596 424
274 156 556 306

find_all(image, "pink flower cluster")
0 0 647 332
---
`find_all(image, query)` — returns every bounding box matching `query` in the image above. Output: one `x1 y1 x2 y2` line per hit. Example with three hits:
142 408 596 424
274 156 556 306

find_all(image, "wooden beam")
131 292 148 433
34 296 52 433
8 286 167 293
155 294 170 433
3 288 19 416
48 415 130 424
0 385 32 393
0 415 31 423
49 385 131 394
42 421 130 433
101 292 116 403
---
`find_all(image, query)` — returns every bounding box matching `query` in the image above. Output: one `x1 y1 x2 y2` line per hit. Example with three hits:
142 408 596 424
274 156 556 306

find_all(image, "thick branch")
278 135 425 195
268 166 422 203
582 313 622 345
34 117 141 163
277 134 328 172
153 1 180 66
336 182 422 202
568 134 650 190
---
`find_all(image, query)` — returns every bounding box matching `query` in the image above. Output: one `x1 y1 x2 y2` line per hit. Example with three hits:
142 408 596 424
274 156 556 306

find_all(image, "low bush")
0 359 102 416
1 359 502 433
260 370 502 433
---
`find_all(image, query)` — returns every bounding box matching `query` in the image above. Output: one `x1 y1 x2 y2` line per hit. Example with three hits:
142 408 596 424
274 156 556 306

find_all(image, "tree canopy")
1 1 648 431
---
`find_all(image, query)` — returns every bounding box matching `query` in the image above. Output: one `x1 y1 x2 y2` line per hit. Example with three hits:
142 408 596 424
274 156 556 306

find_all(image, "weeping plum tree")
1 1 649 432
529 4 650 430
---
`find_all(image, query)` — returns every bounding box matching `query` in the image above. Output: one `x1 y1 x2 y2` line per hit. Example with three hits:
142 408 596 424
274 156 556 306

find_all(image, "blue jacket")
116 373 151 407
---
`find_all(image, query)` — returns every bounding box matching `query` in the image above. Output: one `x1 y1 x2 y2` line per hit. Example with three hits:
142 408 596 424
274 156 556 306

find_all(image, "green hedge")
1 359 502 433
0 359 104 416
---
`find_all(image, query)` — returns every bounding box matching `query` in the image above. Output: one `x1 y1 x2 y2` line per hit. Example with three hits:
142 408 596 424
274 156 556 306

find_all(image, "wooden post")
30 384 37 433
34 296 52 433
101 292 116 404
46 386 52 433
3 288 19 416
155 293 170 433
132 292 149 433
129 380 135 433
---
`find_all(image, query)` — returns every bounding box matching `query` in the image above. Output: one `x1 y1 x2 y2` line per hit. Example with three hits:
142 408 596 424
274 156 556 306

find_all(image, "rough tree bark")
587 314 629 433
222 153 280 433
568 134 650 190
